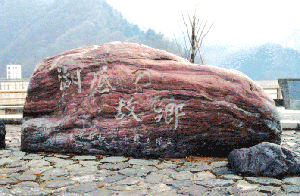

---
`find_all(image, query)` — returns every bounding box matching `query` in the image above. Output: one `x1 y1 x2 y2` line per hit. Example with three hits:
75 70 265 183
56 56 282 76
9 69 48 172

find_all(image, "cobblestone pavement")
1 125 300 196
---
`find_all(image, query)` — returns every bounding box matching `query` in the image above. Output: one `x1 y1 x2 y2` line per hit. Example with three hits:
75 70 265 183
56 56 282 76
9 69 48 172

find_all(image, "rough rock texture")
228 142 300 177
0 120 5 148
21 42 281 158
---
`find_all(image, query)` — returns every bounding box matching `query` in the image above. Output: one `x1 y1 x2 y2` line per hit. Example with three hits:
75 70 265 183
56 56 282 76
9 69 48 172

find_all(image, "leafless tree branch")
174 5 213 64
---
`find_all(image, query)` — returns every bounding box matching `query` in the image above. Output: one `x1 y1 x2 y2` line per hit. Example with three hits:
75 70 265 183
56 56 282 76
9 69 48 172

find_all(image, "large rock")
21 42 281 158
228 142 300 177
0 120 5 148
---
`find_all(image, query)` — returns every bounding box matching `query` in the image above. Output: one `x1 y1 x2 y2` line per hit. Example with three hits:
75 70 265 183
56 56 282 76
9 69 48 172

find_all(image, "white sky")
106 0 300 49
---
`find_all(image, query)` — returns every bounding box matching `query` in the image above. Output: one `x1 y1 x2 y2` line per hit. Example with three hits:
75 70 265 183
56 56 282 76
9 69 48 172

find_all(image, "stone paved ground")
0 125 300 196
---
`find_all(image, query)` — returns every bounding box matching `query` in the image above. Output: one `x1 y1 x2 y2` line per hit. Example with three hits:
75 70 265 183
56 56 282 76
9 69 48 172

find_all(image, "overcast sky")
107 0 300 49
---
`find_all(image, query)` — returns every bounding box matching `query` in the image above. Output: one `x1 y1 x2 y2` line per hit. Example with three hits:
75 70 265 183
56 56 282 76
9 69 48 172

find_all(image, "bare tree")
175 5 214 64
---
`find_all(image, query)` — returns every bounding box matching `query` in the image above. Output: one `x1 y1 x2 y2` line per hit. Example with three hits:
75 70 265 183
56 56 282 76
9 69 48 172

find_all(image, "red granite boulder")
21 42 281 158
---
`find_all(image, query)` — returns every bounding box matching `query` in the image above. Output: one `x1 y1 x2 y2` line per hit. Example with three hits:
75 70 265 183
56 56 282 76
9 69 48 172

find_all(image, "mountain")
0 0 178 78
217 43 300 80
2 0 299 81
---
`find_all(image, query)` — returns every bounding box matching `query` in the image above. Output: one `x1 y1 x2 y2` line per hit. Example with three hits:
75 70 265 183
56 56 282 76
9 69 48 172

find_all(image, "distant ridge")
0 0 178 78
217 43 300 80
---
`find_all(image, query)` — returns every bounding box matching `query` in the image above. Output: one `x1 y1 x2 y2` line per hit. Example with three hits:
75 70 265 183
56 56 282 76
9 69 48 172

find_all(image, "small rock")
0 187 12 195
145 172 169 184
66 182 99 194
221 174 243 180
148 183 172 194
53 159 75 168
194 171 216 180
235 191 268 196
79 160 98 167
26 160 50 168
53 154 70 158
22 154 45 160
69 166 98 177
65 164 83 172
286 142 298 148
176 162 211 172
258 186 283 195
11 151 26 157
203 187 237 196
0 167 26 175
13 181 40 188
178 186 208 196
228 142 300 177
281 185 300 194
282 176 300 185
166 180 192 189
99 163 130 170
96 169 115 177
169 171 193 180
130 165 158 177
128 159 159 165
211 166 233 175
99 156 128 163
44 179 76 189
72 155 97 160
156 161 178 169
9 187 53 196
0 158 15 166
102 174 126 183
118 168 139 176
115 177 141 185
0 177 18 185
235 180 260 192
84 188 113 196
6 160 28 168
71 175 101 183
210 161 228 168
194 179 235 188
16 174 37 181
106 185 140 191
245 177 282 186
42 168 69 177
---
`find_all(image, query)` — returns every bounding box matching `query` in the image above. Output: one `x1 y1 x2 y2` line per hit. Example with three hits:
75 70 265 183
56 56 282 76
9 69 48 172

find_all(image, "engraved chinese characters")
92 65 116 93
57 63 186 128
57 65 82 93
151 96 185 129
115 96 142 122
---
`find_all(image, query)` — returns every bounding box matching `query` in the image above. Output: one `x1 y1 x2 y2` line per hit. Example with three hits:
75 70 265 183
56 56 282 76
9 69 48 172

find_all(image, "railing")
263 88 282 99
0 78 30 91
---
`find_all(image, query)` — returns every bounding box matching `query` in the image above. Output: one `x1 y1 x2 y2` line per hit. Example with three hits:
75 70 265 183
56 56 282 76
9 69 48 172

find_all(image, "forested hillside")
0 0 178 78
2 0 300 80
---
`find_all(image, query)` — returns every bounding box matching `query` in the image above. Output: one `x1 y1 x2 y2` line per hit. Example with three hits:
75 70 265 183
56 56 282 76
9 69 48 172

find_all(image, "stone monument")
21 42 281 158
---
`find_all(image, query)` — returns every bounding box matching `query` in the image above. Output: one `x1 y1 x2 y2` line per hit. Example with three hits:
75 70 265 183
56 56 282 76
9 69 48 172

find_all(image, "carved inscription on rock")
151 96 186 129
56 64 186 130
57 65 82 93
115 96 142 122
